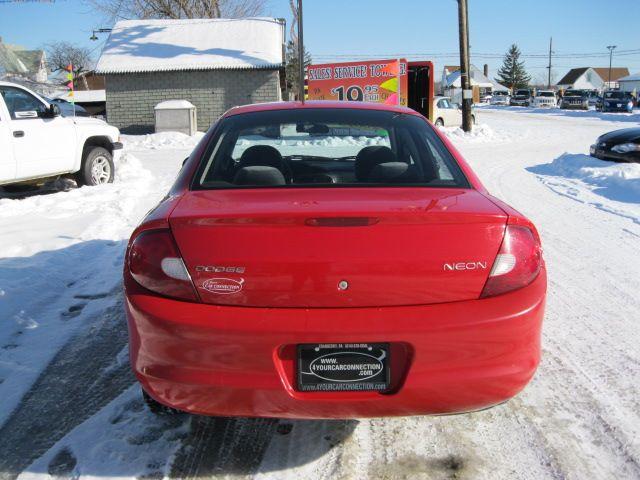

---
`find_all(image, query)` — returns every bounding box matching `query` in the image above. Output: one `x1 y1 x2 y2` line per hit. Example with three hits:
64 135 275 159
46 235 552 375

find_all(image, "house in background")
618 72 640 94
0 37 48 83
441 64 501 103
96 17 285 133
556 67 630 91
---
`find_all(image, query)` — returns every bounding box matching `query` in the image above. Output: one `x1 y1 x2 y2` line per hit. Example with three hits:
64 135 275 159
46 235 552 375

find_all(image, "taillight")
128 229 198 301
481 225 542 298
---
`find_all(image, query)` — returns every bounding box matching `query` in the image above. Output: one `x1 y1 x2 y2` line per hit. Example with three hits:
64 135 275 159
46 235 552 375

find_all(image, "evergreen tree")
495 44 531 90
285 40 312 100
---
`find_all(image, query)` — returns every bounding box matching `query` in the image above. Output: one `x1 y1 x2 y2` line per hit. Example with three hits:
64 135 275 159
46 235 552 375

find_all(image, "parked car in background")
490 90 510 105
46 97 90 117
532 90 557 108
433 96 475 127
560 90 590 110
600 91 634 113
510 89 533 107
0 81 121 188
124 100 547 418
587 90 601 107
590 128 640 163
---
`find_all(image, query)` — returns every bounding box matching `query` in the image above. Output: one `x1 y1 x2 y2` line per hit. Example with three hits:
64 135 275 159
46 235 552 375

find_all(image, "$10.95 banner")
307 59 408 106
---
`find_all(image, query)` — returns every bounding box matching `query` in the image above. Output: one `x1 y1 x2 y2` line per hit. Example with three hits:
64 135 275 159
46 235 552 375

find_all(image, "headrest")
239 145 284 168
233 166 286 186
367 162 420 183
355 146 398 181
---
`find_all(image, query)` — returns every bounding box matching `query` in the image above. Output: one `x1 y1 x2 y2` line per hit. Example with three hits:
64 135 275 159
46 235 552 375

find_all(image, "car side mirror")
40 103 60 118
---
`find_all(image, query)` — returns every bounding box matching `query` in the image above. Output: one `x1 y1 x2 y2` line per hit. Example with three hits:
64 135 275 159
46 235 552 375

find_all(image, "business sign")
307 59 408 107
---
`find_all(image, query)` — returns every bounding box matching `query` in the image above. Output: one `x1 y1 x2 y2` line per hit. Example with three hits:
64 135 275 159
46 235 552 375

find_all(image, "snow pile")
121 131 205 150
440 123 513 143
528 153 640 223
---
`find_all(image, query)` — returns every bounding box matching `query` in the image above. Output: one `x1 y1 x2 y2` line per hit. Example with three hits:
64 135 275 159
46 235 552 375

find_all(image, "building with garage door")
95 18 285 133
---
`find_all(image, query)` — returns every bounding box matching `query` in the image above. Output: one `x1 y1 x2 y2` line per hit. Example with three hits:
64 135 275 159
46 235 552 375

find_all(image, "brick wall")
105 69 281 133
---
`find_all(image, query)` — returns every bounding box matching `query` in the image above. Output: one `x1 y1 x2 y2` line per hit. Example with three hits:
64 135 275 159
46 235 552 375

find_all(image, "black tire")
471 114 476 124
435 118 444 127
142 389 182 416
77 147 114 186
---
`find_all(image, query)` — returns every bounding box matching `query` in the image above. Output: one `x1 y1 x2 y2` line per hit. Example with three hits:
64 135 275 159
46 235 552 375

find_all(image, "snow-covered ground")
0 108 639 479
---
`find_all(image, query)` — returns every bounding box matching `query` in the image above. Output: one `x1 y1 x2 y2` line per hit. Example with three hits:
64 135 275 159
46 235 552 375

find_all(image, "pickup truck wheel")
435 118 444 127
78 147 114 186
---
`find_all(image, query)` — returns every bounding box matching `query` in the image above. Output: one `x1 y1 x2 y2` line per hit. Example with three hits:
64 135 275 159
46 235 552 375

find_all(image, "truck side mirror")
40 103 60 118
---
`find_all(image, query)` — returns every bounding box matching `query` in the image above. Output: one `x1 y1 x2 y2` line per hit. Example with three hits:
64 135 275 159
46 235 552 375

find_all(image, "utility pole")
606 45 617 90
547 37 553 89
457 0 472 132
297 0 305 103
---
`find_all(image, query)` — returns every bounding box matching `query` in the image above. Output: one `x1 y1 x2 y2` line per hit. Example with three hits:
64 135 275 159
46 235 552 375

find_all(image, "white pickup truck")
0 81 121 189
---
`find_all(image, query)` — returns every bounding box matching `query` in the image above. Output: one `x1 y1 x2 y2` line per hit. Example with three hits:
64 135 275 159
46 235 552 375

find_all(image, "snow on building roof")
96 17 284 74
619 72 640 82
444 65 494 88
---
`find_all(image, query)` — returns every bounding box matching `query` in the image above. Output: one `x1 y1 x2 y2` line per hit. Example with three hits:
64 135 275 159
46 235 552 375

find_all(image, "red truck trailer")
306 59 434 121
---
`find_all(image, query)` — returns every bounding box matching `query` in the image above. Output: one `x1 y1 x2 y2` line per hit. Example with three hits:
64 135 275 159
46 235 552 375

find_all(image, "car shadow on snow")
0 178 78 200
527 153 640 205
0 240 358 479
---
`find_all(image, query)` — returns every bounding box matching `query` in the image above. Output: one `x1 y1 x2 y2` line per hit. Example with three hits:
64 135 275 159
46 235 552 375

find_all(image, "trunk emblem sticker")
201 278 244 295
338 280 349 291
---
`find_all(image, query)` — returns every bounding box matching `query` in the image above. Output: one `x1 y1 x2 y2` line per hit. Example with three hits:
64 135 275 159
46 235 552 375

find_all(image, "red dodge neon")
124 101 546 419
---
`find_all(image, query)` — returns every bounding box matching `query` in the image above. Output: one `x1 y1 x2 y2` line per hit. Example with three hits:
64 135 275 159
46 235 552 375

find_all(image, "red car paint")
124 101 546 419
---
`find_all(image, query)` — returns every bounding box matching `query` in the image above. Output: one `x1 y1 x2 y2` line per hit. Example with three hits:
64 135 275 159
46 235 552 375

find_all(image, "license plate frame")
297 343 390 392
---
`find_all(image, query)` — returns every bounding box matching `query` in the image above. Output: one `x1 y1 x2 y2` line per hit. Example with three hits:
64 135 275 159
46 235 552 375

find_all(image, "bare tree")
86 0 268 21
46 42 93 88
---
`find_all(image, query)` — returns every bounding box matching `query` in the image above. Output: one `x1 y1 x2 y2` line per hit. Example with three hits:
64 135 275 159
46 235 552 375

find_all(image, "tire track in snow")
0 296 133 480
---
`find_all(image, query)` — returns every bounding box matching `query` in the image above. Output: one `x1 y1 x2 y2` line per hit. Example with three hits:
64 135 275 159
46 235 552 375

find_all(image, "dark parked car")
560 90 589 110
590 128 640 163
45 97 90 117
510 89 533 107
600 91 634 113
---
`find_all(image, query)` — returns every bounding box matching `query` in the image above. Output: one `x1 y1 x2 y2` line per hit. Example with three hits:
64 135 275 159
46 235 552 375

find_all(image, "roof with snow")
557 67 630 86
96 17 284 74
444 65 497 89
619 72 640 82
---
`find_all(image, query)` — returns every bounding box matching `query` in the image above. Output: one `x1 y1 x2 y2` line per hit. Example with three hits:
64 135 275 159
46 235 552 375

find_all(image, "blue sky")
1 0 639 83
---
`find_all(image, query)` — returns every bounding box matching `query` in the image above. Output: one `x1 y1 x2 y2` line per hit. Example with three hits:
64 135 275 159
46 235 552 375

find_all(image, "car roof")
223 100 420 118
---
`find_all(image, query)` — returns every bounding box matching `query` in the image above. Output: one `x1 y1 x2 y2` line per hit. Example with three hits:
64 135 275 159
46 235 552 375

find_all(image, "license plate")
617 103 622 107
297 343 390 392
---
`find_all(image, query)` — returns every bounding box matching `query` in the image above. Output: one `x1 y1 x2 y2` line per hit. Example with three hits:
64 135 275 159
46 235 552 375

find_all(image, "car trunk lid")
170 188 507 308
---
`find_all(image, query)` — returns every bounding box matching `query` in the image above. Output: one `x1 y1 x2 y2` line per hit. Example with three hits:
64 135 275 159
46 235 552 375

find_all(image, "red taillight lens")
481 225 542 298
128 230 198 301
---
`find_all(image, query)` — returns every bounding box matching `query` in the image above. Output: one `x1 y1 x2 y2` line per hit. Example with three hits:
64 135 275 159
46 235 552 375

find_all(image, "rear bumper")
125 268 546 419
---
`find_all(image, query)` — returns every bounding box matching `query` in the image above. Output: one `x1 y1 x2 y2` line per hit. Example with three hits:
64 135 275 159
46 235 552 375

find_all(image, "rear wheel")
142 389 182 416
77 147 114 186
435 118 444 127
471 114 476 124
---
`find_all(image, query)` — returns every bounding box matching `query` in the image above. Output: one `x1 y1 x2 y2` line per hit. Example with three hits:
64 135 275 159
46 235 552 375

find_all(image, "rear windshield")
493 91 508 96
515 90 530 96
604 91 626 99
193 108 469 190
